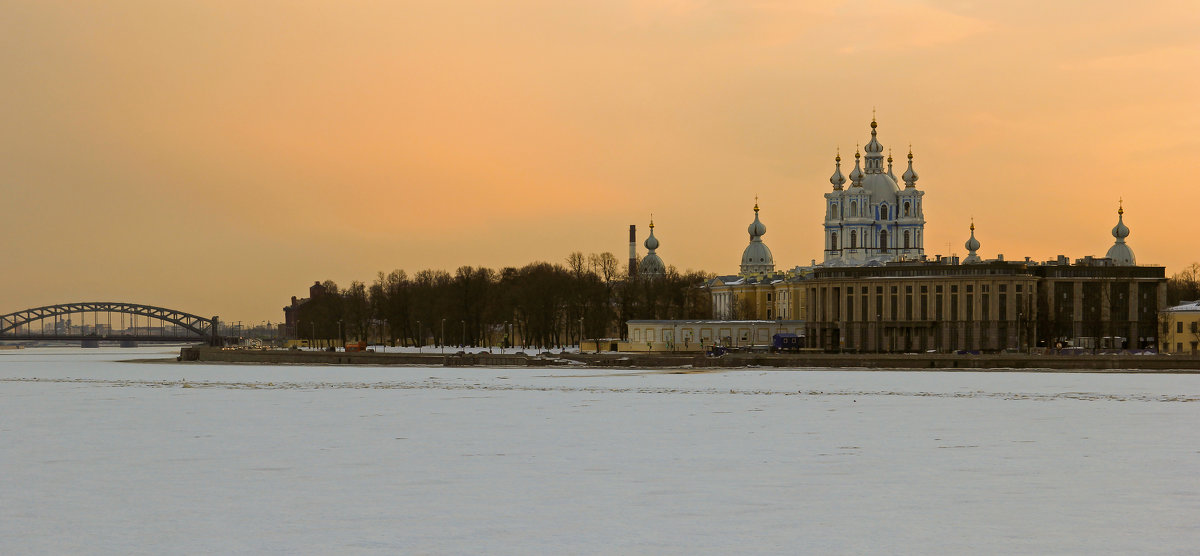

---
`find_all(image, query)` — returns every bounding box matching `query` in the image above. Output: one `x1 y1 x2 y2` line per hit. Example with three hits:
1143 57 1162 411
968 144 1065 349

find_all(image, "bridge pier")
119 339 138 348
81 339 100 348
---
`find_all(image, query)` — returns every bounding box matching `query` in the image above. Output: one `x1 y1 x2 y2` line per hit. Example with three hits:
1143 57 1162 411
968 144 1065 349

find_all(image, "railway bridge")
0 302 223 346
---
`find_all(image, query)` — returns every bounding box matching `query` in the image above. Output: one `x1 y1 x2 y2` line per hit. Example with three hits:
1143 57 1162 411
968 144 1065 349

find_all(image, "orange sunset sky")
2 1 1199 324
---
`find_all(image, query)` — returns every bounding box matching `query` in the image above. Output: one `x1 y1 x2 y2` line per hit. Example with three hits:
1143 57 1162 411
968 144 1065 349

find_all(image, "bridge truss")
0 302 219 344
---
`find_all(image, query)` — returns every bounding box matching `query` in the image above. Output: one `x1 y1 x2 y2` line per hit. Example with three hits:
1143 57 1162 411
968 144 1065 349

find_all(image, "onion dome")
639 217 665 276
740 201 775 274
864 118 884 155
1105 202 1136 265
644 218 659 250
829 151 846 190
1111 203 1129 240
849 148 863 187
902 148 919 188
963 220 982 263
747 201 766 237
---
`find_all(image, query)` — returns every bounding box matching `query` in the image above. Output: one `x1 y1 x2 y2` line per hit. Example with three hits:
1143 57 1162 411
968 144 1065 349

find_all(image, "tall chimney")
628 225 637 276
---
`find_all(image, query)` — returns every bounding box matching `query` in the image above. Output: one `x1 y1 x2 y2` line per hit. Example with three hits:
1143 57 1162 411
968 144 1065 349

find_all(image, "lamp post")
461 319 466 349
441 318 446 354
337 320 343 351
416 320 421 352
1018 311 1023 353
579 316 585 353
503 320 508 354
310 322 316 350
877 314 882 353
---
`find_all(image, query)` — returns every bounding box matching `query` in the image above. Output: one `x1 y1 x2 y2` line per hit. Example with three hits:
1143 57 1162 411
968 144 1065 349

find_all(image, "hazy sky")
3 0 1199 324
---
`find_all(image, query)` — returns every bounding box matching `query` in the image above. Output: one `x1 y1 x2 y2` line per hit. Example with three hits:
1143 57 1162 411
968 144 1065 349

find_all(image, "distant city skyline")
3 1 1197 323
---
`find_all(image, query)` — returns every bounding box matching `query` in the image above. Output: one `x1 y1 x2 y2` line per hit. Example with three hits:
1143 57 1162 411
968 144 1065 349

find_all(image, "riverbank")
177 346 1200 372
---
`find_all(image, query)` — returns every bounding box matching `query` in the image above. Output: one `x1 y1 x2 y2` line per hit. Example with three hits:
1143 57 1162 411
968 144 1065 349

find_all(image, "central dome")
860 172 900 205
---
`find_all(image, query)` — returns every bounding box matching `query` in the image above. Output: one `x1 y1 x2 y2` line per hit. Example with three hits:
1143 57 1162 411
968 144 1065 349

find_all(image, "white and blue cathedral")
822 118 925 266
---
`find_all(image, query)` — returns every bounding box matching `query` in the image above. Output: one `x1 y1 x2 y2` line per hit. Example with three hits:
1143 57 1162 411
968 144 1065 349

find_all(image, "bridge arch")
0 302 218 342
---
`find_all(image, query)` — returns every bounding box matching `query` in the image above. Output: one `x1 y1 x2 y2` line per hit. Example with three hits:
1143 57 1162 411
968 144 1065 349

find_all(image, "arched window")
850 201 857 217
831 232 839 250
904 202 911 217
850 230 858 248
904 230 911 249
880 229 889 253
880 204 889 220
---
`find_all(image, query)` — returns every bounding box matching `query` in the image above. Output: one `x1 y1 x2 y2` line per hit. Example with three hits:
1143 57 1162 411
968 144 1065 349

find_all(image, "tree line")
1167 262 1200 306
292 252 713 349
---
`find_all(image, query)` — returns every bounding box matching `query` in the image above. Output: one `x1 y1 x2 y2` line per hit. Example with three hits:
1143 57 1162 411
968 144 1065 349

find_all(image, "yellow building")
1161 301 1200 354
709 272 809 321
707 202 813 321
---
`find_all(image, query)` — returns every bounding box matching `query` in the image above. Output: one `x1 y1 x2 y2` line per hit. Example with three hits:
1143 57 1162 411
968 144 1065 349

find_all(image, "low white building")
621 319 804 352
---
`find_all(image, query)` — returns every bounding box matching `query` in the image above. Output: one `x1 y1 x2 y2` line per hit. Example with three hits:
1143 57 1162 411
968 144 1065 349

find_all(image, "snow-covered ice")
2 347 1198 554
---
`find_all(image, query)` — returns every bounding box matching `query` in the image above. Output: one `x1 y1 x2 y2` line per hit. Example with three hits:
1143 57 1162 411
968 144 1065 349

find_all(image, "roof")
1164 301 1200 313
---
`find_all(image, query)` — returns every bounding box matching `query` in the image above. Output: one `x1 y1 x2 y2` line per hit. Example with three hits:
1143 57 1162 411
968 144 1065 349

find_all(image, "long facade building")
701 117 1166 353
804 258 1164 352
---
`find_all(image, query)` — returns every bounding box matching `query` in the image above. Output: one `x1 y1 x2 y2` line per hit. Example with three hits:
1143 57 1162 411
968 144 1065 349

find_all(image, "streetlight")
579 316 585 353
416 320 421 352
877 314 882 353
461 320 466 349
337 320 343 351
310 322 316 350
503 320 508 354
441 318 446 354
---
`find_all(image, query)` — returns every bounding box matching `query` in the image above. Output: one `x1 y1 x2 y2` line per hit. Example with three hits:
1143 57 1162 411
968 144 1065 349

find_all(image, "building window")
850 201 858 217
880 229 888 253
881 205 889 220
851 230 858 248
767 293 772 301
831 232 839 250
904 231 911 249
1178 322 1184 334
904 202 911 216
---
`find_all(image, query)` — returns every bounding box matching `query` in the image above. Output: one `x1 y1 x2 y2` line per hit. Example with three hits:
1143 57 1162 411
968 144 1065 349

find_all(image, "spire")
740 200 774 274
963 219 982 263
639 215 666 276
644 215 659 250
748 199 766 238
829 149 846 190
849 147 863 187
887 149 897 180
1106 200 1135 265
902 146 919 188
863 115 884 173
1113 199 1128 239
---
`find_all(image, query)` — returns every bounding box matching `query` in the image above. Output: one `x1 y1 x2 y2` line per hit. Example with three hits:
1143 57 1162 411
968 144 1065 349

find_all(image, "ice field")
2 348 1198 554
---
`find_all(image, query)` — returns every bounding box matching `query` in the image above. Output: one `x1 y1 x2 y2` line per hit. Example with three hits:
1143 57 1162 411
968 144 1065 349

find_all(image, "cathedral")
626 117 1165 353
823 119 926 265
702 117 1164 353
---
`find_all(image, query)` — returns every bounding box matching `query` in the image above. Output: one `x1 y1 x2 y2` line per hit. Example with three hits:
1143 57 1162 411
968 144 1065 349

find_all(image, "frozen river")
2 348 1198 554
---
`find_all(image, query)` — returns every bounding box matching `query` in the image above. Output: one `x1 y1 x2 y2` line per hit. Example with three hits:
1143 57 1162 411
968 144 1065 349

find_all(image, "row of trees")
1167 262 1200 305
292 252 713 349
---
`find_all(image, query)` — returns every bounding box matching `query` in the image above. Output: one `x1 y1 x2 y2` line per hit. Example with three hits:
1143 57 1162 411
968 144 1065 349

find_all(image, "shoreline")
175 346 1200 373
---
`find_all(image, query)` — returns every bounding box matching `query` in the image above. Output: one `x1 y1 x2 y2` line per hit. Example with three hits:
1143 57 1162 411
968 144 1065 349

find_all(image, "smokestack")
628 225 637 276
